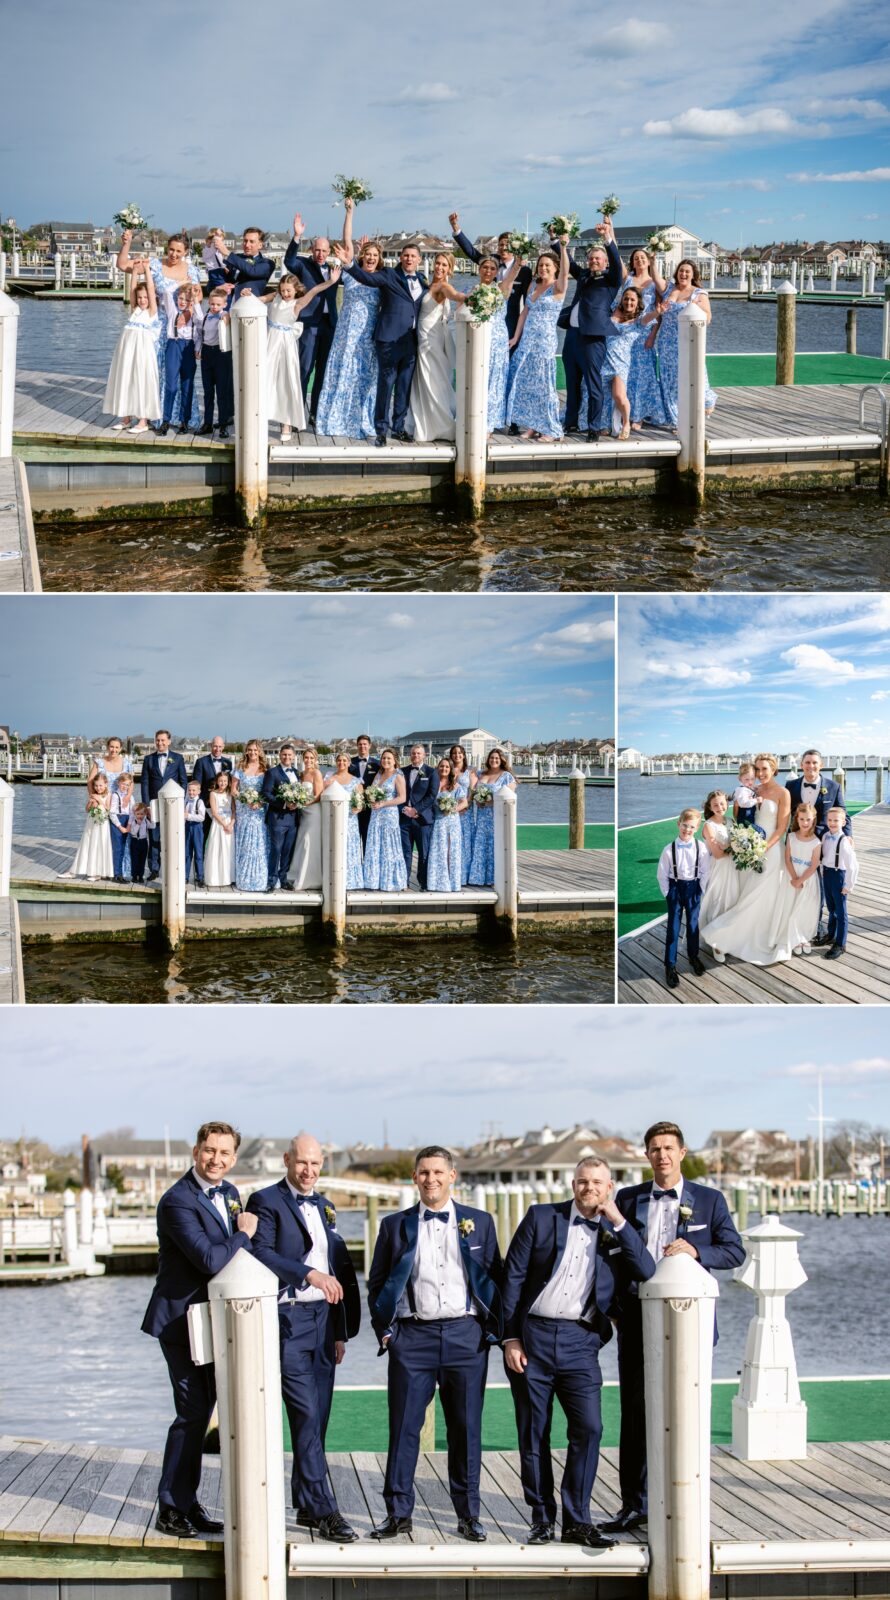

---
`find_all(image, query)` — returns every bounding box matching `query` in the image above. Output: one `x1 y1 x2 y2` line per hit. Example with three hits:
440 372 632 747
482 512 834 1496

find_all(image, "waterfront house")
398 726 507 766
90 1137 192 1196
617 747 643 769
460 1124 646 1188
577 223 705 267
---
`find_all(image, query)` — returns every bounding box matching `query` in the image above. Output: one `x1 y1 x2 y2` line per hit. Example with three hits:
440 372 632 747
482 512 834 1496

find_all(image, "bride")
699 754 791 965
409 252 465 442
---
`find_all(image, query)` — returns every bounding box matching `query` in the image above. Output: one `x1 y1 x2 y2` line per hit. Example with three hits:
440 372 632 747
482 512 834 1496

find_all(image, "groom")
141 730 188 881
334 241 428 447
786 749 851 943
399 744 439 889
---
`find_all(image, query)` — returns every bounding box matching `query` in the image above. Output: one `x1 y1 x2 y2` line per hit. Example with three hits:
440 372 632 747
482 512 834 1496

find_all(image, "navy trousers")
400 816 431 889
201 347 233 427
384 1316 489 1519
299 322 336 419
564 332 607 432
664 880 702 968
129 836 148 881
147 825 162 877
562 328 584 430
158 1337 216 1514
279 1301 338 1518
267 812 298 888
615 1300 647 1513
823 865 848 947
184 821 205 884
110 822 130 879
507 1315 604 1527
375 332 417 436
163 341 197 425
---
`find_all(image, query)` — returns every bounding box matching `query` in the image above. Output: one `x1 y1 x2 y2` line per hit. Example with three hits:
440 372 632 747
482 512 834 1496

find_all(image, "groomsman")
192 737 233 840
248 1134 361 1543
213 226 274 300
561 217 623 440
349 735 380 849
502 1159 656 1547
335 241 428 447
603 1121 744 1534
141 730 188 881
141 1120 256 1538
448 213 532 340
284 215 341 421
262 743 303 891
785 749 851 944
367 1146 502 1541
399 744 439 889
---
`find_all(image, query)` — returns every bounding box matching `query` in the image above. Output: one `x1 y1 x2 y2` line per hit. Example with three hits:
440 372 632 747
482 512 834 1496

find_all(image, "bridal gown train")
291 798 323 891
409 294 456 442
699 798 785 965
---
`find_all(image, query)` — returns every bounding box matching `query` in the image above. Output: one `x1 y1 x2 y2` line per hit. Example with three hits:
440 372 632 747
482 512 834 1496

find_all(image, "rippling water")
0 1215 885 1448
619 768 881 827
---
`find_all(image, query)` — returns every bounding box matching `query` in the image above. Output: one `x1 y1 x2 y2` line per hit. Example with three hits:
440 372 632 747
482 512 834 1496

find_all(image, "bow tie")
207 1185 224 1199
423 1208 449 1222
406 275 418 282
572 1215 599 1229
676 840 694 848
652 1188 678 1200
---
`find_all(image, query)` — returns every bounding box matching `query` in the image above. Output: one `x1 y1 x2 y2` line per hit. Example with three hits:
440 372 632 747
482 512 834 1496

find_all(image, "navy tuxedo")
248 1180 360 1518
612 1180 744 1514
349 755 381 847
562 242 623 431
191 753 233 809
222 249 274 299
452 230 532 340
281 245 341 415
141 1169 249 1515
785 776 851 839
140 749 188 876
368 1203 502 1521
262 764 303 888
502 1201 655 1528
399 762 439 889
343 262 429 437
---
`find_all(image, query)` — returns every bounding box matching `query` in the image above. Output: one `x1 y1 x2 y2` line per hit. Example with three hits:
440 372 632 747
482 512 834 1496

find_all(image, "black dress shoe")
528 1522 555 1544
509 422 519 435
394 429 414 444
218 426 230 439
294 1509 319 1528
317 1512 358 1542
187 1504 223 1534
375 433 387 448
586 429 599 442
599 1507 647 1533
824 944 845 960
456 1516 486 1542
665 966 680 989
156 422 170 436
371 1514 412 1539
155 1507 196 1538
147 872 159 882
562 1521 616 1549
812 931 833 946
690 956 706 976
177 423 191 434
197 423 214 436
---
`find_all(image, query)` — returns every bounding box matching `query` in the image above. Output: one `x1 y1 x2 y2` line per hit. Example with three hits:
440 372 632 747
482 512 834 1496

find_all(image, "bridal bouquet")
237 787 265 810
437 792 458 815
727 823 768 873
350 786 365 811
87 801 107 823
276 781 313 808
507 231 538 258
599 194 621 218
647 231 670 254
542 211 580 240
474 782 493 807
113 203 148 232
332 174 374 206
364 783 387 807
465 282 503 324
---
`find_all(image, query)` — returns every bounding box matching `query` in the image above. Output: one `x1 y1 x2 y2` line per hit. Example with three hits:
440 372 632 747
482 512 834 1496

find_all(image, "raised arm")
498 255 523 299
116 229 138 270
555 240 569 301
449 212 483 265
295 264 342 313
342 195 355 260
332 240 385 286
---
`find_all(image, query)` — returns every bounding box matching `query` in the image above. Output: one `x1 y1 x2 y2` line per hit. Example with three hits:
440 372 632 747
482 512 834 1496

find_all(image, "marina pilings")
846 308 858 355
830 260 839 292
454 307 490 519
0 252 6 291
320 784 348 944
492 785 518 940
0 288 20 457
878 764 885 804
53 253 62 292
732 1215 808 1461
676 302 708 504
159 778 186 949
569 770 585 848
232 293 269 528
642 1254 718 1600
0 776 13 897
775 282 796 386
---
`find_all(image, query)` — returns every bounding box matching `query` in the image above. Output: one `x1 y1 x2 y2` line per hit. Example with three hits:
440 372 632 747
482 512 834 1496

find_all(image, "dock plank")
73 1448 146 1544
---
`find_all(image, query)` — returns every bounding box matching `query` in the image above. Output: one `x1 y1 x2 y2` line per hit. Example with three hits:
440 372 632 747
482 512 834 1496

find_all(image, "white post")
738 259 747 292
62 1189 79 1262
0 289 20 457
159 777 186 948
830 259 838 293
54 252 63 292
790 259 798 289
11 249 20 278
0 253 6 292
641 1254 718 1600
731 1215 807 1461
867 261 876 296
194 1251 287 1600
454 307 490 519
398 1184 415 1212
677 302 708 504
604 751 611 777
232 294 269 528
708 257 716 290
861 266 868 299
320 783 348 944
805 269 815 293
68 250 77 285
0 775 13 898
765 260 773 291
759 265 768 293
79 1186 94 1245
92 1189 111 1254
492 785 518 939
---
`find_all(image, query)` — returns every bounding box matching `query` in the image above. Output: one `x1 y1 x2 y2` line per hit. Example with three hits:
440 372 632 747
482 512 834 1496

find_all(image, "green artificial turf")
517 823 614 852
554 350 890 394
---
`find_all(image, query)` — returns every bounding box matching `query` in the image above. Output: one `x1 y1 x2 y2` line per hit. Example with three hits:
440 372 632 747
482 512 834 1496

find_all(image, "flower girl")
70 774 114 881
205 770 236 888
772 802 822 958
103 270 161 435
261 267 342 443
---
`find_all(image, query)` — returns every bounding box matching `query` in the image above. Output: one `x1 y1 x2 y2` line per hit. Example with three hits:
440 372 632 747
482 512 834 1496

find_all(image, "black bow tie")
653 1188 678 1200
207 1185 224 1199
424 1209 449 1222
572 1215 599 1229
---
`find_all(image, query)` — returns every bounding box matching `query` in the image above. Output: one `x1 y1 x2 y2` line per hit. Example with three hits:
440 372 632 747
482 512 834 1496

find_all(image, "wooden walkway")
0 456 41 593
618 804 890 1006
0 898 25 1004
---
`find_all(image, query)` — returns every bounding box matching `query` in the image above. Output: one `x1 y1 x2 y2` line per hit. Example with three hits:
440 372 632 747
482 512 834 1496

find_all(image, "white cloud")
871 691 890 701
790 166 890 182
806 97 890 121
522 154 565 168
784 1057 890 1082
780 643 856 681
386 612 414 628
728 178 773 191
597 19 670 56
532 620 614 656
389 82 459 105
646 660 752 688
643 106 799 140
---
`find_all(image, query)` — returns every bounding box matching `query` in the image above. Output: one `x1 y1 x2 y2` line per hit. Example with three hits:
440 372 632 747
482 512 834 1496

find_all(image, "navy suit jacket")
191 753 233 808
262 764 304 816
141 750 188 804
368 1202 503 1347
399 763 439 827
348 755 381 786
343 263 428 344
281 245 340 328
502 1201 656 1345
247 1179 360 1341
613 1180 744 1337
141 1169 249 1345
222 250 274 298
452 230 532 336
564 242 623 336
785 776 851 838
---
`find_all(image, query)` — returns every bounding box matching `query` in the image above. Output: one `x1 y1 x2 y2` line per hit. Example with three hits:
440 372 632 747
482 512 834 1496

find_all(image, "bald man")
248 1134 361 1542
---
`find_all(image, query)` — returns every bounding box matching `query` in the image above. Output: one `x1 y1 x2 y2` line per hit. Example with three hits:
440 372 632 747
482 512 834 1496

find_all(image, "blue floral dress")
468 773 516 886
619 279 671 426
363 775 407 891
505 287 563 437
315 275 379 439
426 790 462 892
341 776 365 890
148 256 202 428
456 770 475 886
655 288 717 427
234 771 269 891
487 297 510 431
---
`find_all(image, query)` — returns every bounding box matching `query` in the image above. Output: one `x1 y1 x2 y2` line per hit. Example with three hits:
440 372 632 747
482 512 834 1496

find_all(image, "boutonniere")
678 1204 693 1222
458 1218 475 1237
227 1198 241 1217
600 1229 617 1247
821 786 828 796
324 1205 336 1226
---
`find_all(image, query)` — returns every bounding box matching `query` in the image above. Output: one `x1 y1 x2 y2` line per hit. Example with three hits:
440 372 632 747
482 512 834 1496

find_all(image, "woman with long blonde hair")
700 754 791 965
232 739 269 893
409 251 466 442
315 195 383 439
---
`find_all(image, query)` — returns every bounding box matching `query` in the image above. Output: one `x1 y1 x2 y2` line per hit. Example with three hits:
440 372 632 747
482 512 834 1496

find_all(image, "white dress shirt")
185 796 206 823
192 1166 230 1232
732 783 758 807
285 1179 329 1304
820 832 858 885
398 1201 472 1321
530 1204 602 1320
157 753 169 776
656 839 710 896
405 275 423 301
645 1179 684 1263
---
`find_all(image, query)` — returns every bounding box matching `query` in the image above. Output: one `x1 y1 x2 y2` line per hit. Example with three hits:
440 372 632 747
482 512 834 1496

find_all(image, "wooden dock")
618 803 889 1006
0 897 25 1005
0 457 41 593
1 1437 887 1595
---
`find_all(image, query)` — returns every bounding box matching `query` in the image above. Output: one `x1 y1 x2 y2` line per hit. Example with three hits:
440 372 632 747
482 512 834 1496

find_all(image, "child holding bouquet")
103 268 161 435
426 757 466 892
70 774 114 881
656 808 710 989
698 791 739 961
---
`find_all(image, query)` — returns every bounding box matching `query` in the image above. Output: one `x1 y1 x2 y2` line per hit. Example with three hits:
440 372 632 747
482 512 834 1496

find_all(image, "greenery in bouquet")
350 786 365 811
474 782 493 807
599 194 621 218
542 211 580 240
507 231 538 258
437 792 458 815
87 802 107 823
364 784 387 807
276 781 313 808
237 786 266 810
113 203 148 232
332 174 374 205
465 282 503 325
647 231 670 254
727 823 767 873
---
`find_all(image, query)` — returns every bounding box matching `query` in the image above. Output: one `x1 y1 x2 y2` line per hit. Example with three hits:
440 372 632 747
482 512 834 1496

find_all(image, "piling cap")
776 280 797 295
231 294 268 320
678 301 708 323
0 290 21 318
639 1251 719 1301
741 1212 803 1243
208 1247 280 1301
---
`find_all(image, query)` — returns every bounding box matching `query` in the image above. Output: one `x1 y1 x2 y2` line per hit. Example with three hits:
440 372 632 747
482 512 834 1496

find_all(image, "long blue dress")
505 287 563 437
363 775 407 891
655 288 717 427
341 776 365 890
468 773 516 886
618 278 671 426
456 770 475 887
148 256 202 428
234 772 269 892
487 297 510 431
426 792 462 892
315 275 379 438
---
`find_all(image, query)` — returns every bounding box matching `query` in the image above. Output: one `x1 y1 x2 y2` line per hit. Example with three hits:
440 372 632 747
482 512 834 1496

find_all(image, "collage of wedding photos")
1 2 889 1597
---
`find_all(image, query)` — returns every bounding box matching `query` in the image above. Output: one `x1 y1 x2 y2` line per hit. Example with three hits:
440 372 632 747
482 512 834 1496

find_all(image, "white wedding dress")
291 798 323 890
410 294 456 442
698 822 740 931
699 798 786 965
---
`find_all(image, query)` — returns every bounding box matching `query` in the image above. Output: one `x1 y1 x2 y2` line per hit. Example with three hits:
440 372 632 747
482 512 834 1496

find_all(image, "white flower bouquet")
437 792 458 815
87 802 107 824
727 823 768 873
647 231 670 254
113 203 148 232
474 782 493 807
542 211 580 240
237 786 266 810
350 785 365 811
365 783 387 807
507 231 538 258
332 174 374 205
599 194 621 218
465 281 503 324
276 782 313 808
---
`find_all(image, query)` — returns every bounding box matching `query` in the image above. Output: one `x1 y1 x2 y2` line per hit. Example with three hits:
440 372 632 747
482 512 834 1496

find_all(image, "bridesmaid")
426 757 466 892
505 240 569 440
698 791 739 963
205 770 236 889
232 739 269 893
468 749 517 886
316 198 381 440
324 752 365 890
472 254 523 434
642 259 717 427
617 246 670 428
363 748 408 891
88 737 132 797
449 743 477 886
291 747 325 891
70 774 114 882
600 286 645 440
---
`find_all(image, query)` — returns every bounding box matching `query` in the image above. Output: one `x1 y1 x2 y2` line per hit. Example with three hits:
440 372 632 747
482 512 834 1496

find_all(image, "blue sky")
618 594 890 754
3 1008 888 1149
3 1 888 245
0 595 614 743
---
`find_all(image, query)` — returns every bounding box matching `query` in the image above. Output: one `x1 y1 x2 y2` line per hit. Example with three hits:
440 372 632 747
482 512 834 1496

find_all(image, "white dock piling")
159 778 186 948
0 289 20 457
708 257 716 290
61 1189 102 1274
676 302 708 504
492 785 518 939
765 260 773 291
11 250 20 279
0 254 6 292
0 776 13 898
775 282 796 387
54 253 62 292
79 1186 94 1246
830 260 838 292
790 259 798 289
232 294 269 527
861 267 868 299
68 250 77 285
92 1189 111 1254
738 259 748 293
320 784 348 944
867 261 876 296
731 1214 807 1461
641 1254 718 1600
454 307 490 519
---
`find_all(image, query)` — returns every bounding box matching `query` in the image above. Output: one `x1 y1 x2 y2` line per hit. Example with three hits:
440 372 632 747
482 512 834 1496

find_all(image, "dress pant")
184 821 205 884
384 1315 488 1519
375 332 417 436
400 815 431 888
129 836 148 882
823 865 848 947
163 341 197 425
147 824 162 877
577 333 607 430
562 327 584 430
267 811 298 888
664 880 702 967
615 1299 647 1514
110 822 130 879
158 1337 217 1514
299 320 336 418
507 1314 604 1527
201 346 233 427
279 1300 338 1518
